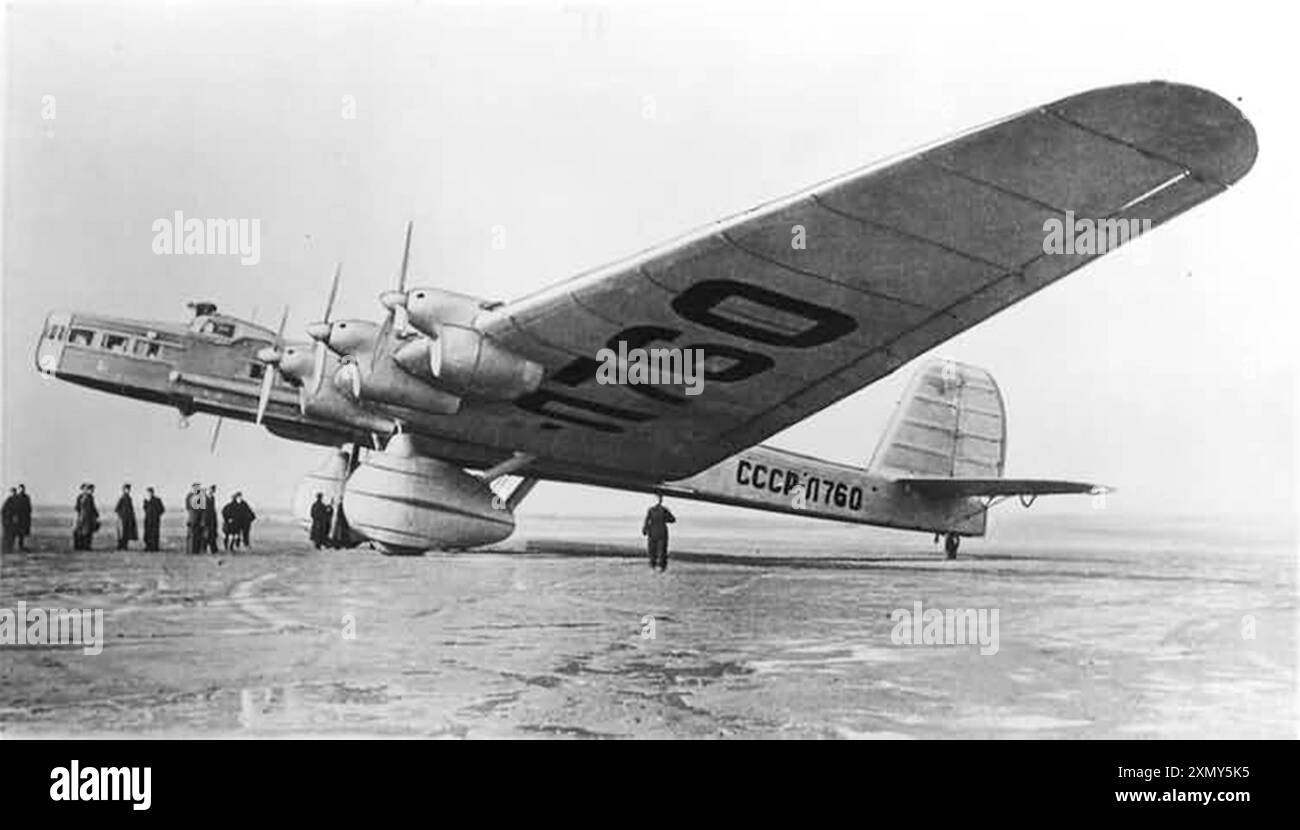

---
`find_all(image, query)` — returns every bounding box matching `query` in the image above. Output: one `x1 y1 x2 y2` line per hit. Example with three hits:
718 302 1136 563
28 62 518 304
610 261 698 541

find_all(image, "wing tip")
1049 80 1258 188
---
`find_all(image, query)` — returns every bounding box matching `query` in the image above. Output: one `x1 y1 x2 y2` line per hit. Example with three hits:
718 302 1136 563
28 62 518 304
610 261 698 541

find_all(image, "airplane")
32 81 1257 558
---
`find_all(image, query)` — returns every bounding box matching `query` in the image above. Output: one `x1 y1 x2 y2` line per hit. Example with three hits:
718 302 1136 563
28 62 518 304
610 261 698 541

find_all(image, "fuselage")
35 305 985 539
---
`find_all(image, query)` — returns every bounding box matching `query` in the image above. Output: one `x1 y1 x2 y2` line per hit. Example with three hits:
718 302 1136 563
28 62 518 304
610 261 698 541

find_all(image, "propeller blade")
324 263 341 323
429 335 443 377
274 304 289 339
334 361 363 399
397 220 413 293
255 369 275 425
256 305 291 425
370 321 392 372
209 416 224 454
312 341 327 394
312 266 340 395
370 222 414 372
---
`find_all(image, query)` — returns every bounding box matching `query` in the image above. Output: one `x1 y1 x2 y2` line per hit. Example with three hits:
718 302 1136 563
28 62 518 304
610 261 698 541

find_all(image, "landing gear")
944 533 960 560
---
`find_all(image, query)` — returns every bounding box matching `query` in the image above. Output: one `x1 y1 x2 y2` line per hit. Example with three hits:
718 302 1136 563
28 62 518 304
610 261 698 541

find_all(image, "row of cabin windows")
47 322 276 383
49 323 169 360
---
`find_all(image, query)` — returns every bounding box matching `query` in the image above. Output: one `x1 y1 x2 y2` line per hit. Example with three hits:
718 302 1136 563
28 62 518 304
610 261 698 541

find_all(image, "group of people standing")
108 483 166 551
73 483 101 550
3 482 256 554
1 485 33 552
71 482 167 551
183 483 256 554
308 492 344 549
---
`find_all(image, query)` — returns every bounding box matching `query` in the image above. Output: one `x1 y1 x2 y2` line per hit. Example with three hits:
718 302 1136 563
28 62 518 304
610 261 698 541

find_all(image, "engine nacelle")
430 325 544 401
342 434 515 554
405 287 486 332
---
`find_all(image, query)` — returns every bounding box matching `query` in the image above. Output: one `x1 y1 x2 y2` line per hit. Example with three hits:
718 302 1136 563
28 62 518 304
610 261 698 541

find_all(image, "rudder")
867 359 1006 480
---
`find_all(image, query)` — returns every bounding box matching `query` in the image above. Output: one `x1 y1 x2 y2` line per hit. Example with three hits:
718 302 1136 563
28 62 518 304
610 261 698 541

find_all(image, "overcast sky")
2 0 1295 526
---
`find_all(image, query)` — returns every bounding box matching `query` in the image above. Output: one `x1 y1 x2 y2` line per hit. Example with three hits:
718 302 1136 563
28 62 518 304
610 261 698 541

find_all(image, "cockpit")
185 301 272 341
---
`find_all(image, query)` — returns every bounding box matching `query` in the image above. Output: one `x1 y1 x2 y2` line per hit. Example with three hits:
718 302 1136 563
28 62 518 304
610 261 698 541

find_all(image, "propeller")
255 305 290 425
371 221 414 373
335 358 363 399
307 264 342 394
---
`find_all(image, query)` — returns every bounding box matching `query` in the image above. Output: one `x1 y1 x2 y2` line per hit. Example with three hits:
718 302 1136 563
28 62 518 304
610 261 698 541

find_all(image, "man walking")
641 494 676 572
142 487 165 552
115 483 138 550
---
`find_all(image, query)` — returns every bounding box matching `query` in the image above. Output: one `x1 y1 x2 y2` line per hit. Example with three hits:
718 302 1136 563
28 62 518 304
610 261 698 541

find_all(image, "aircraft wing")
453 81 1256 481
894 478 1106 499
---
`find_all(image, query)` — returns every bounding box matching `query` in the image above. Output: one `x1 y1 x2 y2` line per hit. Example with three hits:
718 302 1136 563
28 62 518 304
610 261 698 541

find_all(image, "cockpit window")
201 320 237 338
68 328 94 346
248 363 265 380
103 334 130 353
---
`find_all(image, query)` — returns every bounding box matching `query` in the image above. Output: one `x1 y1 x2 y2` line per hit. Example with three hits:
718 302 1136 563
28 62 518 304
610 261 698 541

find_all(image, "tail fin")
867 359 1006 479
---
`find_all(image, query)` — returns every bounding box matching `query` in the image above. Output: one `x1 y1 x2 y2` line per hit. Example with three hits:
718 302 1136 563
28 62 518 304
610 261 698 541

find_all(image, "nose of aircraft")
35 310 72 375
305 322 332 343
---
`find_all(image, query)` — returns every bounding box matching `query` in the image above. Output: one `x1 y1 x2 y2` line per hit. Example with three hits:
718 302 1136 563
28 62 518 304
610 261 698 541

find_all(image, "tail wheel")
944 534 960 560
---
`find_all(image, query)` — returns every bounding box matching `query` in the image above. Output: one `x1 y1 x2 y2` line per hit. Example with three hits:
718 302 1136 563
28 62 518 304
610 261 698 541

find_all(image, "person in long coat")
309 493 332 549
72 484 86 550
221 494 241 551
115 483 138 550
203 485 219 554
184 483 205 554
1 488 16 553
74 483 99 551
13 484 31 550
236 495 256 549
142 486 165 552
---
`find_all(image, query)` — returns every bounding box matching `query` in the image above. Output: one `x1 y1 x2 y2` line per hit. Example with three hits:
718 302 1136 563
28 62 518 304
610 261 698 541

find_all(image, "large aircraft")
34 81 1256 558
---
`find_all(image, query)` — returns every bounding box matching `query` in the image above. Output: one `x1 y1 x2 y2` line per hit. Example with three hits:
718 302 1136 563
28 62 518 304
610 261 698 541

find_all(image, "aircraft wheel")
944 534 960 560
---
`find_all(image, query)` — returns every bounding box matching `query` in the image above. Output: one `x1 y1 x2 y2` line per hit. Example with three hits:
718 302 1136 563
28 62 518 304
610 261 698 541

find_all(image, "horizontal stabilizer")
897 478 1109 499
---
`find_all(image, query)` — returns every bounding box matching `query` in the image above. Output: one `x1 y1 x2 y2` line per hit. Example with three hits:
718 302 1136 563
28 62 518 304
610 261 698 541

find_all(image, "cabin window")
68 328 95 346
133 340 162 359
201 320 237 338
248 363 265 380
102 334 130 353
